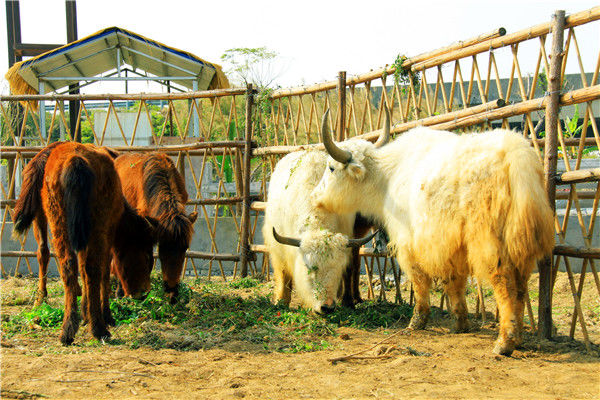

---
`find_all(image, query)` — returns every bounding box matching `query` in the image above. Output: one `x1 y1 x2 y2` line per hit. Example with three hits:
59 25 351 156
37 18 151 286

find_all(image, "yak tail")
504 141 555 270
62 156 95 252
12 143 58 236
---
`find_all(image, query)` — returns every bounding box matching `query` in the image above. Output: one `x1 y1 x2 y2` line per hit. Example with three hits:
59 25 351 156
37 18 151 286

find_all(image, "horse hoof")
493 340 515 357
60 333 74 346
105 315 116 327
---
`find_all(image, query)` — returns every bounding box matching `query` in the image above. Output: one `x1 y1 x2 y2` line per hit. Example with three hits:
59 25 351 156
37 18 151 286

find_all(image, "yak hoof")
492 339 515 357
408 312 429 330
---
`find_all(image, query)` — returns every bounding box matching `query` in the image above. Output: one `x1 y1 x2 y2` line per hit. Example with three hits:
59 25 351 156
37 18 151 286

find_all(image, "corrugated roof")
5 26 229 95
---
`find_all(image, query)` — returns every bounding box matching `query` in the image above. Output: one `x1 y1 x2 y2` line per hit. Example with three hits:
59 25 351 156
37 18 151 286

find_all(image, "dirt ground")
1 272 599 400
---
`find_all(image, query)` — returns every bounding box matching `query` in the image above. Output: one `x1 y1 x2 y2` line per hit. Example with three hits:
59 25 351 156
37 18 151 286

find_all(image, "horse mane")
142 155 193 248
13 141 62 234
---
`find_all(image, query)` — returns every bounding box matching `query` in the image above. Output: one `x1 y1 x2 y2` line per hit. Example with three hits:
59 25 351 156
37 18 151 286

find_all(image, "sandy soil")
1 272 599 400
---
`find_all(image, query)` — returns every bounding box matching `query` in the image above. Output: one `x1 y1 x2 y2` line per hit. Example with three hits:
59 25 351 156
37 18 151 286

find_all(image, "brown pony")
115 153 197 304
13 142 157 345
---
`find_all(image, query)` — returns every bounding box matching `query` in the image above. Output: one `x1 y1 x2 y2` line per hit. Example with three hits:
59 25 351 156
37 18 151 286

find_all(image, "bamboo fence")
0 6 598 347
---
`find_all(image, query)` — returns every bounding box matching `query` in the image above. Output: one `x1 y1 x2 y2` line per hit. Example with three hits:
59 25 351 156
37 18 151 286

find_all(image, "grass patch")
2 275 413 353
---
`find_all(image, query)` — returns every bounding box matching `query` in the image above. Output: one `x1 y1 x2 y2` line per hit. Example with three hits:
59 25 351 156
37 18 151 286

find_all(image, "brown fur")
114 153 197 304
13 142 156 345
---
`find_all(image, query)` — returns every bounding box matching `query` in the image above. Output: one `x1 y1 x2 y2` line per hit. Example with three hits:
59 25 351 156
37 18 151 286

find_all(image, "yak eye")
329 166 335 173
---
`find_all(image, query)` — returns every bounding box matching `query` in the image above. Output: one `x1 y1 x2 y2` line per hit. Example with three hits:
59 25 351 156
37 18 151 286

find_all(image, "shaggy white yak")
312 113 554 355
263 149 376 314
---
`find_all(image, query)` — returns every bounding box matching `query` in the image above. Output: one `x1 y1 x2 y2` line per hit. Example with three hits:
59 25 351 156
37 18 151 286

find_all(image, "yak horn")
321 109 352 164
347 229 379 248
272 227 301 248
374 107 391 148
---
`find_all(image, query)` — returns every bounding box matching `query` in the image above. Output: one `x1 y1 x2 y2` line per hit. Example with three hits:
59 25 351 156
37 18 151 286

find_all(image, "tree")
220 47 283 89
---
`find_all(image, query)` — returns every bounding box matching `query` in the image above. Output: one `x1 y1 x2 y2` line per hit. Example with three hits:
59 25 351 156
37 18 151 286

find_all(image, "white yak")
311 110 554 355
263 133 381 313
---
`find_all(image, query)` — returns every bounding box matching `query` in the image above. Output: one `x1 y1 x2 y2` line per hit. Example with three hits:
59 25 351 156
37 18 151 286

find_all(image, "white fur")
263 150 355 312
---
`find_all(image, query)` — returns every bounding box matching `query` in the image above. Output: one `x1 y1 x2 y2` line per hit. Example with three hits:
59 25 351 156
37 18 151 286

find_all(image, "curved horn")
321 109 352 164
272 227 301 248
374 107 390 148
347 229 379 248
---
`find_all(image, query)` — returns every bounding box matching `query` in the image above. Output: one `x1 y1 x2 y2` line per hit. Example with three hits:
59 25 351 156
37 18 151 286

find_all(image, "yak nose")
132 291 148 301
318 304 335 315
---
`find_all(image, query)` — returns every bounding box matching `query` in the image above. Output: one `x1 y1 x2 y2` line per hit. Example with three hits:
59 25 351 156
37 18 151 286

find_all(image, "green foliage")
327 301 412 329
4 303 64 335
229 277 261 289
392 54 420 94
220 47 281 88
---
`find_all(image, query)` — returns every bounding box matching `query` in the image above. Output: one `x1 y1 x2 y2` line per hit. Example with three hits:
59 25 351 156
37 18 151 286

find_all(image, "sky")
1 0 598 94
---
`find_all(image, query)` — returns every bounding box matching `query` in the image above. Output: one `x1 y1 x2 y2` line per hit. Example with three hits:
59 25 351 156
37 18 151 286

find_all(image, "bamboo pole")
239 84 255 277
338 71 346 141
539 9 565 340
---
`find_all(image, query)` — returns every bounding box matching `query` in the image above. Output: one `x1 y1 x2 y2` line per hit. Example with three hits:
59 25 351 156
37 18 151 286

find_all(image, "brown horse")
115 152 197 304
13 142 157 345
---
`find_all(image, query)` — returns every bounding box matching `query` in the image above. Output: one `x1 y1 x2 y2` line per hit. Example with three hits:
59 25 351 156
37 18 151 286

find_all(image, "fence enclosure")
1 7 599 348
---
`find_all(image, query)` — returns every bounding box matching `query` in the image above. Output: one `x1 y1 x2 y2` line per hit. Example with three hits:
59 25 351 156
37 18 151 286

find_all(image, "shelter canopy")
5 26 229 95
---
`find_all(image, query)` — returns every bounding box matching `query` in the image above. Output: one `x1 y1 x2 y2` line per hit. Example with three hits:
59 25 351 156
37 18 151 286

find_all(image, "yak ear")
347 161 366 180
188 211 198 224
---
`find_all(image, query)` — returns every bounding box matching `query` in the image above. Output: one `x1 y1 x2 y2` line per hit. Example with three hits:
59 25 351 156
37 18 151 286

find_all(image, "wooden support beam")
539 9 565 341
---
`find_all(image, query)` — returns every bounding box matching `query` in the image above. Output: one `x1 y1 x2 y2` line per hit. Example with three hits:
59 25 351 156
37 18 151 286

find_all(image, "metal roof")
10 26 229 94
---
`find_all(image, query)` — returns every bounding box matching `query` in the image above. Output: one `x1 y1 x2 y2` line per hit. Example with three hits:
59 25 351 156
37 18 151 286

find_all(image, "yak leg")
32 214 50 306
443 274 469 333
407 266 432 330
55 246 80 346
490 263 520 356
273 262 293 307
341 247 361 308
513 268 529 348
79 239 111 341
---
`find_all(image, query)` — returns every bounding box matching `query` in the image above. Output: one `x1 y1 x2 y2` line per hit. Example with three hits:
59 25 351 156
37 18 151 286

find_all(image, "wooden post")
539 9 565 340
337 71 346 141
239 84 254 278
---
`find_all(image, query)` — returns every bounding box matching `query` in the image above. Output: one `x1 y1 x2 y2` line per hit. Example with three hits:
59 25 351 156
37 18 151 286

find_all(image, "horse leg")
490 261 519 356
443 274 469 333
56 248 80 346
407 266 432 330
32 214 50 306
101 250 115 326
79 240 111 341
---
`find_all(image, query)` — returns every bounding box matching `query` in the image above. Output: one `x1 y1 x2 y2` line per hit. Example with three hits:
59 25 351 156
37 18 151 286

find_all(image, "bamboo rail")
0 88 247 102
269 7 598 100
553 245 600 260
556 168 600 185
411 7 600 71
1 250 240 261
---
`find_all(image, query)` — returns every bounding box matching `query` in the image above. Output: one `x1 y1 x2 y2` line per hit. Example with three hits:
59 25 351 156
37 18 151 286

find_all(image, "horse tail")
62 155 95 252
13 143 59 236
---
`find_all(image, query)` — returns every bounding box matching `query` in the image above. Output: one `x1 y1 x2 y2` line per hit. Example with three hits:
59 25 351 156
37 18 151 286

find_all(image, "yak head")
311 108 390 215
273 227 376 314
